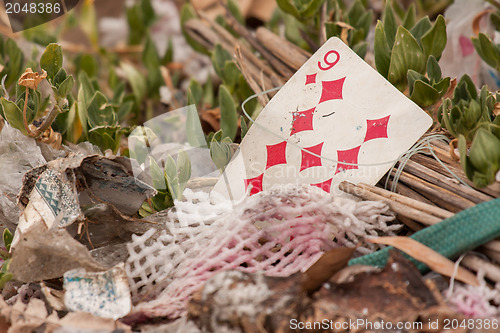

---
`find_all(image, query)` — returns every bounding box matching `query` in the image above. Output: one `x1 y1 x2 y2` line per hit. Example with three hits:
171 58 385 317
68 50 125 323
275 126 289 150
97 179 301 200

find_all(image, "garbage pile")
0 124 497 333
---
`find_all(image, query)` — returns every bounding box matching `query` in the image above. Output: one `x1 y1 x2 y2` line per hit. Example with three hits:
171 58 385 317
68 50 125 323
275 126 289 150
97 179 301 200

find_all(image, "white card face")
213 37 432 200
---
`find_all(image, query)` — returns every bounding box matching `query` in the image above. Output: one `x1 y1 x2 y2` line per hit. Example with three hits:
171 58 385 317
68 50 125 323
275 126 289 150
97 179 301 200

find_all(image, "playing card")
213 37 433 200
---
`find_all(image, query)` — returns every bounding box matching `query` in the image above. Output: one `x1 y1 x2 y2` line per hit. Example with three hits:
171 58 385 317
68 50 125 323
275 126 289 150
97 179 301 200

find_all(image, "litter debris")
213 37 432 200
185 250 475 333
0 297 132 333
9 223 105 283
0 125 45 231
125 185 398 320
188 270 305 332
439 0 498 88
64 263 131 320
9 152 157 283
13 153 155 250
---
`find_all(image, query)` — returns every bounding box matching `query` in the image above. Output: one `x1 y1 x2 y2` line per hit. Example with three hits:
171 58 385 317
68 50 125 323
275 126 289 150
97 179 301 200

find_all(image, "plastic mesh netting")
125 185 399 319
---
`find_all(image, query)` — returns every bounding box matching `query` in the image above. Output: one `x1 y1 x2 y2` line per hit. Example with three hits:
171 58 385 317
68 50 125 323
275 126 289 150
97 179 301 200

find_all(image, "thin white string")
447 253 468 298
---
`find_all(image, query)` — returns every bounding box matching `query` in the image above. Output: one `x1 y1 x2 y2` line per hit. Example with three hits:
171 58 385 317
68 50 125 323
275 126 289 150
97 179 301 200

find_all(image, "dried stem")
32 99 64 138
22 87 35 136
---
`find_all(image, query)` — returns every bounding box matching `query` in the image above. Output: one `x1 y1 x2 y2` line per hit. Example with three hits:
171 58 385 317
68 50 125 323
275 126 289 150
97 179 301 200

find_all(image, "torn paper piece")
63 263 131 320
31 168 82 229
9 223 106 282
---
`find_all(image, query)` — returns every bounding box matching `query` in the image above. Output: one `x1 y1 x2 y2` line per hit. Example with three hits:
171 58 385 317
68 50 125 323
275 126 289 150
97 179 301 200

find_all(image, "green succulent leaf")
468 128 500 173
53 68 68 87
76 72 95 139
276 0 301 20
88 126 120 153
492 12 500 31
402 3 416 29
454 75 477 103
410 80 440 107
388 26 426 90
458 134 474 178
121 62 147 106
297 0 326 18
164 155 180 200
40 43 63 81
210 138 233 171
3 228 13 252
426 56 442 84
57 75 75 97
189 79 203 107
240 115 248 140
185 104 206 148
228 0 245 24
149 156 167 191
352 42 368 59
433 77 451 96
374 21 391 78
212 44 232 79
87 91 116 127
177 150 191 185
410 16 432 44
181 4 209 54
472 33 500 70
383 1 397 49
407 69 427 95
420 15 447 60
219 85 238 141
222 61 241 89
1 39 24 89
0 97 26 135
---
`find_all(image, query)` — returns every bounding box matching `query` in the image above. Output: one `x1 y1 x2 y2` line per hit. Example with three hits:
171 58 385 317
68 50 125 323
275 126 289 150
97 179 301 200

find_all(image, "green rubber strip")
349 198 500 272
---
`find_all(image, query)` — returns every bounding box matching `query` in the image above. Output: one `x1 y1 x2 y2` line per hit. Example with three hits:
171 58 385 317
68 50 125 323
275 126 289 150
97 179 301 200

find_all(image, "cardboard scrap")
64 263 131 320
9 223 106 283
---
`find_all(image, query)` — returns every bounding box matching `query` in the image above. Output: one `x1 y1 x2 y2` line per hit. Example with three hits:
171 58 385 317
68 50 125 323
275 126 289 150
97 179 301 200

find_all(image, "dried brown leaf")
302 247 356 293
472 9 496 36
367 236 479 286
18 68 47 90
494 102 500 116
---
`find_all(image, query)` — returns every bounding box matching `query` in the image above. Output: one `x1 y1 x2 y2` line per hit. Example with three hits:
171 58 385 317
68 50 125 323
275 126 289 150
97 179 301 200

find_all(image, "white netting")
125 185 399 319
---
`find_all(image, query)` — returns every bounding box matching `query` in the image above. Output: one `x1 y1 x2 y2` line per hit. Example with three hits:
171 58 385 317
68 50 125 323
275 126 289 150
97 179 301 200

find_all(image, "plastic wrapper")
0 125 45 231
440 0 500 89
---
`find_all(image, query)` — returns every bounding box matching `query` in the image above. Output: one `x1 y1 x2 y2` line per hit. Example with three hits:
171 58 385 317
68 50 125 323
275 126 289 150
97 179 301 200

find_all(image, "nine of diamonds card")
212 37 433 201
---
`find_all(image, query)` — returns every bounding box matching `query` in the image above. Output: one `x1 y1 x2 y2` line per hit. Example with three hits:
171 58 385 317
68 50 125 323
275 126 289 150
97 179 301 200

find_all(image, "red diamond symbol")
300 142 324 172
244 173 264 196
319 77 346 104
305 73 317 85
363 115 390 142
335 145 361 174
266 141 288 169
311 178 333 193
290 107 315 135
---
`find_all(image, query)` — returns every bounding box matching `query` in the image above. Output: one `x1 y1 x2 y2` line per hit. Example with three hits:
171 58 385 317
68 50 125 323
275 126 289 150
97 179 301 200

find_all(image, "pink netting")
125 185 397 319
447 270 500 318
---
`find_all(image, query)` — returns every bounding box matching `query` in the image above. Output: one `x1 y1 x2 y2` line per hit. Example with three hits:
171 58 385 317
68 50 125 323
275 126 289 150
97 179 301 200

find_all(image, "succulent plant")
439 75 500 187
374 2 447 91
407 56 450 108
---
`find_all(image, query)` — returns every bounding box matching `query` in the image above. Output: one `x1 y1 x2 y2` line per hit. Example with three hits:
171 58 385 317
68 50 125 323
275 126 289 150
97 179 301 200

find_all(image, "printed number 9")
318 50 340 71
